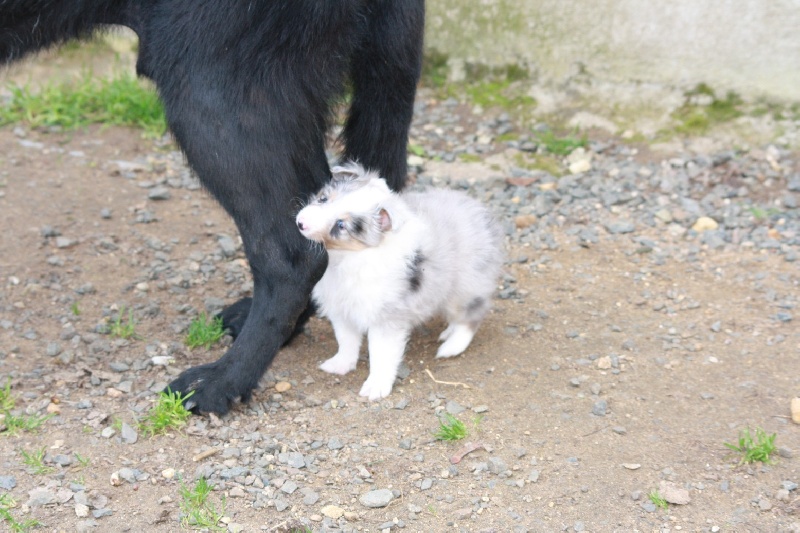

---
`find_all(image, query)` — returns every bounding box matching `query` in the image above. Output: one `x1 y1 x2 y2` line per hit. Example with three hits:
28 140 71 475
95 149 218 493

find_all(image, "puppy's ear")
330 162 363 183
377 208 393 232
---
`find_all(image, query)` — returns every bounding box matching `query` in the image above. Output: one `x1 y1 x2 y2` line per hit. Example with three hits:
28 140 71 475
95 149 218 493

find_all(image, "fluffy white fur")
296 162 503 400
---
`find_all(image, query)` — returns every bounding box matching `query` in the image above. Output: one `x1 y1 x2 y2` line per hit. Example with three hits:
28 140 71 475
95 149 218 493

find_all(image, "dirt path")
0 50 798 533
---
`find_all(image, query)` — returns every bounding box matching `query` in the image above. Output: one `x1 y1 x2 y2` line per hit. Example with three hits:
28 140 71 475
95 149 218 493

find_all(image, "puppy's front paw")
319 353 357 375
359 376 394 401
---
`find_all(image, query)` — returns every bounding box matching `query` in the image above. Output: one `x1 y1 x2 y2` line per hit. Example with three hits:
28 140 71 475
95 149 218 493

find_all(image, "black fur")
1 0 424 414
407 250 426 292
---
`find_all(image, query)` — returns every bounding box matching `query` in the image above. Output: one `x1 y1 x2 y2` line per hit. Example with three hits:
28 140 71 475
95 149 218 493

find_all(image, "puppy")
296 162 503 400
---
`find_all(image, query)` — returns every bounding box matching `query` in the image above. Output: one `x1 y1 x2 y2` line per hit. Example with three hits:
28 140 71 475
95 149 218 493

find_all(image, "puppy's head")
296 162 396 250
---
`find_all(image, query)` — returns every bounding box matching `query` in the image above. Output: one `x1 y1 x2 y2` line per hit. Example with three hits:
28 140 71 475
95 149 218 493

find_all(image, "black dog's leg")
219 297 315 345
165 147 329 413
342 0 425 191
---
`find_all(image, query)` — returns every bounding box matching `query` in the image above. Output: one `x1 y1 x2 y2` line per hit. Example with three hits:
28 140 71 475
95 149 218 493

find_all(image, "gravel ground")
1 82 799 532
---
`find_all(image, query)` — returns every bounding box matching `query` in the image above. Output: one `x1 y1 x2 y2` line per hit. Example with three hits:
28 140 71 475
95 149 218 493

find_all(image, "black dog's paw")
166 363 255 415
217 297 252 340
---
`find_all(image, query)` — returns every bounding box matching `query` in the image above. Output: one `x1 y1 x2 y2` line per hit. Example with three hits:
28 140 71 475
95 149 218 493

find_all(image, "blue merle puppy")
296 162 503 400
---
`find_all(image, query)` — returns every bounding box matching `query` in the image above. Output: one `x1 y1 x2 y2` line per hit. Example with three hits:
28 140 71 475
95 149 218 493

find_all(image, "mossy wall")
426 0 800 101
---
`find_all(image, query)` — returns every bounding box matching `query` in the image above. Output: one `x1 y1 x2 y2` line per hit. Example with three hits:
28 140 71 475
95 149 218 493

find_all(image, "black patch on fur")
407 250 426 292
351 215 366 236
467 297 486 315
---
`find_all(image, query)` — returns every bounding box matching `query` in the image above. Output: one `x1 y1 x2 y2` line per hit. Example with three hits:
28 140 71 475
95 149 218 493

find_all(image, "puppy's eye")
317 196 328 204
336 219 345 230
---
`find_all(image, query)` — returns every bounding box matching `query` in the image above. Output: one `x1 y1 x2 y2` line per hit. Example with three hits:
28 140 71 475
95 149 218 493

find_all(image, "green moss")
496 132 519 143
670 84 743 136
464 80 536 113
458 153 482 163
536 130 587 156
513 153 562 176
421 48 450 88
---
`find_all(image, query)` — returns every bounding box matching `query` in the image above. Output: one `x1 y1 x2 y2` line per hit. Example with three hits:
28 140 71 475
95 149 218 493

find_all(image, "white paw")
359 376 394 401
436 325 475 358
319 353 357 375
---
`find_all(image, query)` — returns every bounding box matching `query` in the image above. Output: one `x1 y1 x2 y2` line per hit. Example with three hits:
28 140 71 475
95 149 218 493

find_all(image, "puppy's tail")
0 0 137 65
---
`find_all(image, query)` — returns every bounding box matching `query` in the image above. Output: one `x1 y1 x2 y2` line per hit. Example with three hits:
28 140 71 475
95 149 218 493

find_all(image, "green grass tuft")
185 313 225 350
105 307 140 340
179 477 226 531
0 380 13 413
74 453 90 468
20 447 53 475
0 493 41 532
648 490 668 510
724 427 777 465
434 413 469 441
0 73 166 137
139 389 194 437
1 380 52 436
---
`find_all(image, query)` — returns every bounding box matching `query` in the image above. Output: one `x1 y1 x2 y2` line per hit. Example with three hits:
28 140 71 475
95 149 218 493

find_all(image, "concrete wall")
426 0 800 102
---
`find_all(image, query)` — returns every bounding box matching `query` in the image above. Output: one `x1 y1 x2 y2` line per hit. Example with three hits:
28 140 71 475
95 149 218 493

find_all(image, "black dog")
1 0 425 414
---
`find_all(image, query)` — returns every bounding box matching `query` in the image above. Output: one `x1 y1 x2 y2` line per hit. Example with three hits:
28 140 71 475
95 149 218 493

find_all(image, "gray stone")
120 422 138 444
118 468 139 484
592 399 608 416
27 488 55 507
445 400 465 415
218 235 237 258
327 437 344 450
46 342 62 357
301 489 319 505
280 480 298 494
359 489 394 508
55 236 75 248
109 362 129 372
0 476 16 490
148 187 171 200
394 398 410 410
281 452 305 469
488 456 508 475
605 221 636 234
274 498 289 512
218 467 248 480
52 454 73 467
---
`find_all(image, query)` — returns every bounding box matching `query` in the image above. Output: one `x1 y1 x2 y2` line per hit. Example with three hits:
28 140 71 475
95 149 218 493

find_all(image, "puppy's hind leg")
360 324 411 401
436 296 490 358
320 317 362 376
436 324 476 358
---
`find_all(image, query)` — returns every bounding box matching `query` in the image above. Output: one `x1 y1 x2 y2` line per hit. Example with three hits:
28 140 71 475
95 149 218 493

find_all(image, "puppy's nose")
297 220 306 231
